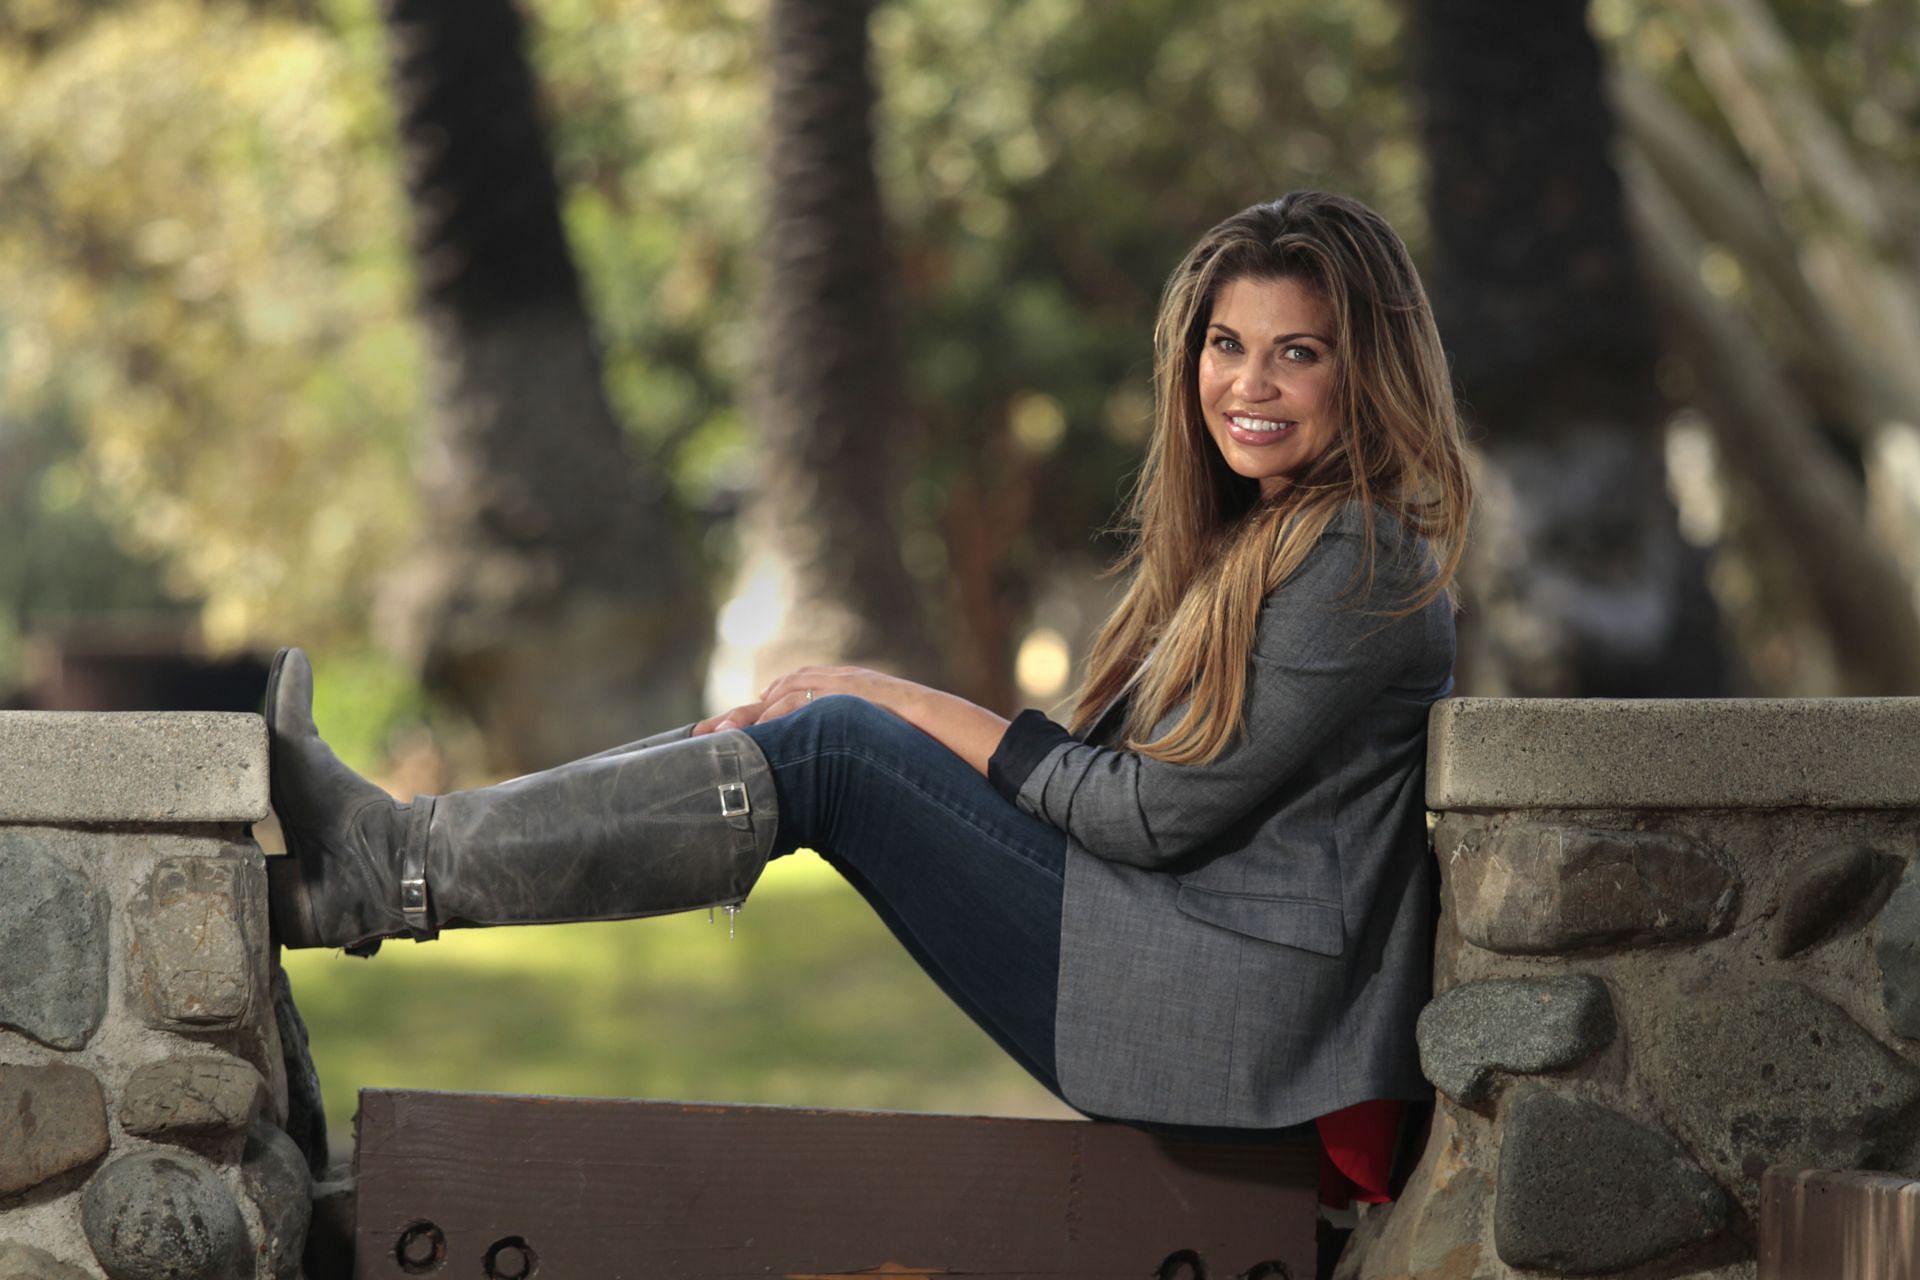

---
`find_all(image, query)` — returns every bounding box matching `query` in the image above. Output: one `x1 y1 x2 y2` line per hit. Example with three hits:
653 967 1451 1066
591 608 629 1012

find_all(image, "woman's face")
1196 275 1337 498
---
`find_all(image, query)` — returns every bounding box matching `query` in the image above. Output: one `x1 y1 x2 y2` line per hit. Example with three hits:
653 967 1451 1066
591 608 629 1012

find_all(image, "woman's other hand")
693 701 768 736
691 668 920 735
755 666 922 723
747 666 1010 776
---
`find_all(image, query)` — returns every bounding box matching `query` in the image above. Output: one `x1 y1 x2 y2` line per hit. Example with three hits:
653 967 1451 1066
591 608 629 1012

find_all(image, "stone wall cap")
1428 697 1920 810
0 712 269 824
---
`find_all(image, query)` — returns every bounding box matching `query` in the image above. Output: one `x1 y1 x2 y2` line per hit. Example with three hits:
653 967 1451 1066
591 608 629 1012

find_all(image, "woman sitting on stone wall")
265 189 1472 1201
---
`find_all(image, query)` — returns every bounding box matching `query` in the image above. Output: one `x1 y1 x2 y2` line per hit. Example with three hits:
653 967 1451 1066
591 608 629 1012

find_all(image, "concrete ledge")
1427 697 1920 810
0 713 269 824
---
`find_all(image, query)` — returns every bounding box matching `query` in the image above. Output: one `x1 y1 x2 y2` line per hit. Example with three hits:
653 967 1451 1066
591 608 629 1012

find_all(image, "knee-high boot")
262 649 778 953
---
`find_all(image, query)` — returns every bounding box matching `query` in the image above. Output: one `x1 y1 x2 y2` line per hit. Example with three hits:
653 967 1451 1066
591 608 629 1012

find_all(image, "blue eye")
1211 335 1243 353
1284 345 1317 363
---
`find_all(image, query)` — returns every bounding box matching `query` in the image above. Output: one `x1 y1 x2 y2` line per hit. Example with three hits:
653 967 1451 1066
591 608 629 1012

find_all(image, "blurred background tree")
718 0 941 697
2 0 1916 1120
1419 0 1730 697
371 0 709 774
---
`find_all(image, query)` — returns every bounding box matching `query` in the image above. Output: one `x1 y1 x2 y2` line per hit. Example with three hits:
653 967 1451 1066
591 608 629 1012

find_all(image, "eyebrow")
1207 322 1331 345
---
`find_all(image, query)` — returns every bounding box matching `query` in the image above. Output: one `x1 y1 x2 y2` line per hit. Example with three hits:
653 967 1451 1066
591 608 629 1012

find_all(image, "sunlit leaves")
0 0 420 649
1 0 1424 664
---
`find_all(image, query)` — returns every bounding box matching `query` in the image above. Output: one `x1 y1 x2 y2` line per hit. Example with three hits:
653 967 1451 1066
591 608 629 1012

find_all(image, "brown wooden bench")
350 1090 1321 1278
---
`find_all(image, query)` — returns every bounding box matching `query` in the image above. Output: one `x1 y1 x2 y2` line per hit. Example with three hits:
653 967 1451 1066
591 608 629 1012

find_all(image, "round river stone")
81 1149 250 1280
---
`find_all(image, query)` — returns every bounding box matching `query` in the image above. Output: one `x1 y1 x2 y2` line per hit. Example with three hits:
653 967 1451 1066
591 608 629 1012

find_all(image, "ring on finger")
806 688 815 702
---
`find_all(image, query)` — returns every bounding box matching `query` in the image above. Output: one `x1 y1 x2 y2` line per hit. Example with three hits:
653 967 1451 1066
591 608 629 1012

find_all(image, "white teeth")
1230 416 1294 433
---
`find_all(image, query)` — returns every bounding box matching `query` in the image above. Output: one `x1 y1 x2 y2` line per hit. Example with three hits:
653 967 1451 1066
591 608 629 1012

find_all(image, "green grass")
279 852 1074 1154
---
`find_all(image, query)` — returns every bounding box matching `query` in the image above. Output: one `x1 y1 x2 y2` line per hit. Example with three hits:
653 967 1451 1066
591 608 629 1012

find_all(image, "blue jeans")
741 695 1071 1103
738 697 1318 1146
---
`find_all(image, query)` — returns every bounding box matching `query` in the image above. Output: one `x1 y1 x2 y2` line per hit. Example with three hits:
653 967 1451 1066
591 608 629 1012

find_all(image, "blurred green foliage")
2 0 1908 696
0 406 180 685
0 0 421 662
0 0 1417 695
1596 0 1919 182
305 646 429 771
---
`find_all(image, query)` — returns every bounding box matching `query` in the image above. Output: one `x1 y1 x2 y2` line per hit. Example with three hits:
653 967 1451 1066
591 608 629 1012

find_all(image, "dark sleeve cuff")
988 709 1077 805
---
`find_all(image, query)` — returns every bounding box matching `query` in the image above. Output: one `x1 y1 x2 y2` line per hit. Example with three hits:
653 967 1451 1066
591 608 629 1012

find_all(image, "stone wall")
1344 697 1920 1280
0 713 315 1280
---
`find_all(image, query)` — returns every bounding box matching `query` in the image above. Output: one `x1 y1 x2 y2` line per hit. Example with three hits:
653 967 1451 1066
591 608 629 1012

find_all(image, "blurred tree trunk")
719 0 938 696
374 0 709 773
1417 0 1731 696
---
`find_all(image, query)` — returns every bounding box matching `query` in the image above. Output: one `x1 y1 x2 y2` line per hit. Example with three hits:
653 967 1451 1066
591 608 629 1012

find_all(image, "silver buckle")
718 782 750 817
400 878 429 917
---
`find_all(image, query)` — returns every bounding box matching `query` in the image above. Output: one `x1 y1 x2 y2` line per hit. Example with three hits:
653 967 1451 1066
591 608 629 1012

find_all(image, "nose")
1234 356 1279 401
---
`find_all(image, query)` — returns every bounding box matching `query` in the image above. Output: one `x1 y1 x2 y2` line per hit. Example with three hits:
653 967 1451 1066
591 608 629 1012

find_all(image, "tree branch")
1625 158 1920 692
1611 67 1918 444
1667 0 1890 247
1666 0 1920 406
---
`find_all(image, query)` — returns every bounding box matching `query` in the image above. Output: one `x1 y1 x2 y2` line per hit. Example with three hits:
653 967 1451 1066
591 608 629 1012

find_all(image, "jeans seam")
776 741 1066 886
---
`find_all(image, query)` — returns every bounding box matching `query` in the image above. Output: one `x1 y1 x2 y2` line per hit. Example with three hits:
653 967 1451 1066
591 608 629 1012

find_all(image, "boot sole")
263 648 328 950
265 852 326 949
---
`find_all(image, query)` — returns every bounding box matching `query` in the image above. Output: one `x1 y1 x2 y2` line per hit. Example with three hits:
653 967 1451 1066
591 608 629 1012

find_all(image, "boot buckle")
400 877 429 918
718 782 750 817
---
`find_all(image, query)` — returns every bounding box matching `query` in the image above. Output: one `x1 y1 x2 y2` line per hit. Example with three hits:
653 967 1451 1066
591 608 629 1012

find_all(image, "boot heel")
266 854 324 951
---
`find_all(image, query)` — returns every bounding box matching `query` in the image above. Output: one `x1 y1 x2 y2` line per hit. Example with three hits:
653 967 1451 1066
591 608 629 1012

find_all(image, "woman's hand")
692 700 768 736
693 665 1010 776
691 667 921 736
756 665 927 724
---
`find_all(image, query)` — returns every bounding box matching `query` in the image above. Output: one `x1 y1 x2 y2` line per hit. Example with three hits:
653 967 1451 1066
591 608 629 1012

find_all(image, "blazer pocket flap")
1174 886 1346 956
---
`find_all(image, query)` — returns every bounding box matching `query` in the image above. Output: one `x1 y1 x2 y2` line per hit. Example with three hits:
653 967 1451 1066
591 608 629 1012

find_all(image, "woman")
267 190 1470 1158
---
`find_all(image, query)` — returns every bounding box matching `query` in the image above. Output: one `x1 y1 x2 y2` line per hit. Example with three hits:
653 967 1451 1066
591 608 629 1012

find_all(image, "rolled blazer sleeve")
988 517 1427 869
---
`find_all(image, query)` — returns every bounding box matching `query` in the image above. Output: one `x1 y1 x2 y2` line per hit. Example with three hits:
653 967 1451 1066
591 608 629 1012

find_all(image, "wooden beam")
353 1090 1319 1279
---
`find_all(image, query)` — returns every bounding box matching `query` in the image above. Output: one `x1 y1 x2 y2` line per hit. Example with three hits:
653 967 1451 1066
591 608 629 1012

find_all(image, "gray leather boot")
575 722 696 761
263 648 779 953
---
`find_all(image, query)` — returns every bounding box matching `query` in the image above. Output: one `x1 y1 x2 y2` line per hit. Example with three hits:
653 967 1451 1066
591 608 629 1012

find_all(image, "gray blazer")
989 503 1451 1128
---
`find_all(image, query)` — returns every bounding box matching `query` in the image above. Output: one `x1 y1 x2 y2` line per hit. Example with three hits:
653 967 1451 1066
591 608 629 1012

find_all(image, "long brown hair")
1071 192 1472 765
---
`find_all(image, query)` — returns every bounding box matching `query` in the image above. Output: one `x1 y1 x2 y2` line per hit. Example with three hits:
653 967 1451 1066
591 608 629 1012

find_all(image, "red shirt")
1316 1099 1402 1208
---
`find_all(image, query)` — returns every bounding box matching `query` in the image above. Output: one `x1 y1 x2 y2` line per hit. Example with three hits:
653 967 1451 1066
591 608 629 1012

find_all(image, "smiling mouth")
1227 414 1297 435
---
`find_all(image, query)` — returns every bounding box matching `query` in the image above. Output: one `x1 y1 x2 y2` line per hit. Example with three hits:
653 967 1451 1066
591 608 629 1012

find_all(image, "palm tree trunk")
719 0 939 695
375 0 709 772
1417 0 1732 695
